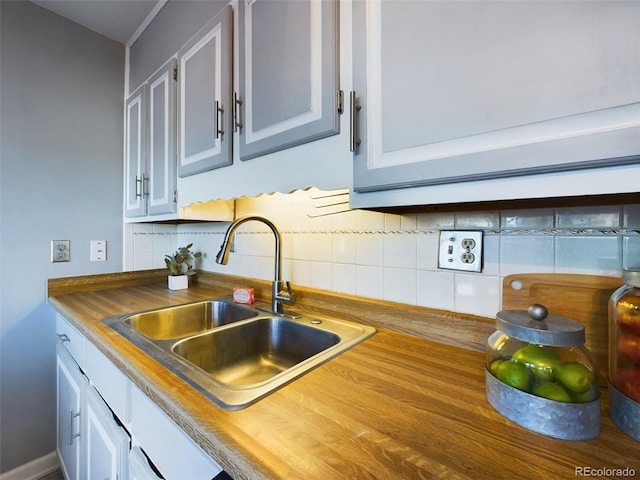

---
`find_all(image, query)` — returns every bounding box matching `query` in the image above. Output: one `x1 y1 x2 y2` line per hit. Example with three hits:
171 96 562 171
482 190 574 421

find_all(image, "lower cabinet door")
57 346 87 480
129 446 164 480
84 385 130 480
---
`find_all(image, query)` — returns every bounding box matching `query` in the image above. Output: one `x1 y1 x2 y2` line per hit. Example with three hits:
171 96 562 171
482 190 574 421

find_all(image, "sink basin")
172 317 340 386
124 300 258 340
103 297 376 409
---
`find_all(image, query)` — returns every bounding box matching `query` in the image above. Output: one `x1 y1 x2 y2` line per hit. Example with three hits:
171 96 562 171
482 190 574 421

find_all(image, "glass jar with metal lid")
609 269 640 441
485 304 600 440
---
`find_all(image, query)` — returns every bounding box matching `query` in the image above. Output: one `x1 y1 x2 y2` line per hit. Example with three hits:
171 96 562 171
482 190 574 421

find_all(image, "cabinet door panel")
57 346 87 480
178 6 233 177
353 0 640 193
238 0 340 160
148 58 177 215
84 386 129 480
129 447 163 480
124 84 147 216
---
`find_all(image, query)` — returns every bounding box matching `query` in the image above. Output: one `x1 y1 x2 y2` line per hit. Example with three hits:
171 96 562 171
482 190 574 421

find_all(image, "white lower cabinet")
84 385 130 480
55 314 226 480
56 345 86 480
129 447 163 480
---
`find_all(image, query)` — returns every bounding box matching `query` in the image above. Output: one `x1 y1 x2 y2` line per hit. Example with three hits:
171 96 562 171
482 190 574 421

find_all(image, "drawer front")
56 314 85 367
84 340 130 424
131 385 222 480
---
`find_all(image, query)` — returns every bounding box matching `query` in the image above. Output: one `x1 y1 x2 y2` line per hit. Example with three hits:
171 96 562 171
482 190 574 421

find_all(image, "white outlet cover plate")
90 240 107 261
438 230 483 273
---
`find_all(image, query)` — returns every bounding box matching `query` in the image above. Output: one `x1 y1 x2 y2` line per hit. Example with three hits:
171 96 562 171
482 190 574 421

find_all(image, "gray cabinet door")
177 6 233 177
237 0 340 161
147 59 177 215
352 1 640 194
124 84 147 217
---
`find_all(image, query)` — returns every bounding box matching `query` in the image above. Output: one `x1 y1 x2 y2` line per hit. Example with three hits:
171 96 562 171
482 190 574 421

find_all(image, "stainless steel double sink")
103 298 376 409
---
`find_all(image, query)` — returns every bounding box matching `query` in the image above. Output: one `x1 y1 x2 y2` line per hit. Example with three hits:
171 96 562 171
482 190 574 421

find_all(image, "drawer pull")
57 333 70 344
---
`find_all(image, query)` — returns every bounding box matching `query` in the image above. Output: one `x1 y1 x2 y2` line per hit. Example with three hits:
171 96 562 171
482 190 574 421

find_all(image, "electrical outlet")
51 240 70 263
438 230 483 272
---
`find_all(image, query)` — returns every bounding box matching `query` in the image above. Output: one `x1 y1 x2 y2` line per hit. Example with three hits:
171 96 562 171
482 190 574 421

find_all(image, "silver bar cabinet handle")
349 91 361 153
68 410 80 446
233 92 243 132
215 100 224 139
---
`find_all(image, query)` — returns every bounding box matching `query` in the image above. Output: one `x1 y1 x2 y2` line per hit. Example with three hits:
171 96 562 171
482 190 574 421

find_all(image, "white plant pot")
168 275 188 291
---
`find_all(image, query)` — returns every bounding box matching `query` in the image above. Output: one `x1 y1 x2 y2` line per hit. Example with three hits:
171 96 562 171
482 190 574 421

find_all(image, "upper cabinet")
125 59 178 218
237 0 340 160
351 1 640 206
177 6 233 177
124 83 147 218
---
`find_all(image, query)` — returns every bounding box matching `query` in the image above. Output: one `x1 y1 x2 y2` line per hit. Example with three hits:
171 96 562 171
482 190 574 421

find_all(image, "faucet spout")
216 215 295 314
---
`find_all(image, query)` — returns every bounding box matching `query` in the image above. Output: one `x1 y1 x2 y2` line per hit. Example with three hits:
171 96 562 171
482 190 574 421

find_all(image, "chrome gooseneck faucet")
215 215 296 314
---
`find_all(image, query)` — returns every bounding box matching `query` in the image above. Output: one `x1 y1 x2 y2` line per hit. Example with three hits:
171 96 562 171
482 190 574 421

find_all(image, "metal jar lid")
495 304 585 346
622 269 640 288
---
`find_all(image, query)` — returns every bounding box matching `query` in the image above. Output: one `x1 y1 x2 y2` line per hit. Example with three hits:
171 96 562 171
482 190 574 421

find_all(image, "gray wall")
129 0 227 93
0 1 124 473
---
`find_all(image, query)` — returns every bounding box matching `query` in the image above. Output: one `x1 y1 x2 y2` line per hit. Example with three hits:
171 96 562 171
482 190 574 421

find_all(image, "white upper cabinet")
237 0 340 160
124 84 147 218
124 59 178 218
351 1 640 206
148 59 178 215
177 6 233 177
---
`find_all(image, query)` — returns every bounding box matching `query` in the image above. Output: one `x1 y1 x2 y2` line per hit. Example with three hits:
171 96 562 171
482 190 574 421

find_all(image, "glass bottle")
609 269 640 441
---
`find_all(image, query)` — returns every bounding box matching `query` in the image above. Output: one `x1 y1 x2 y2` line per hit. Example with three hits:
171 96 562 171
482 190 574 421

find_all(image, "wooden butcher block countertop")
48 271 640 480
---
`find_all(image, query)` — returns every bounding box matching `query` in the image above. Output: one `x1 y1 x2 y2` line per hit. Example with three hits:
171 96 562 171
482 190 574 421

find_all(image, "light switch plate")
438 230 483 272
90 240 106 261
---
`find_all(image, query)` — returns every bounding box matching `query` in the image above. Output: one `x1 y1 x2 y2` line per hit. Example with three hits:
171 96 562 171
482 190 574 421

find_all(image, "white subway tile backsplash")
454 274 501 318
356 234 384 267
501 209 554 229
555 236 622 275
623 205 640 228
332 263 357 295
384 214 402 231
310 261 332 291
128 190 633 320
416 234 439 271
384 268 417 305
332 234 357 264
356 265 384 300
455 211 500 229
417 212 454 230
384 234 416 269
291 259 311 287
356 209 385 231
623 236 640 270
417 270 454 311
500 235 554 277
481 234 501 277
556 206 622 228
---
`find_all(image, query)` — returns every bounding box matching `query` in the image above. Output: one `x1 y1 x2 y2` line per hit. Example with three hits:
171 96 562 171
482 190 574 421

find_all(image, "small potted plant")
164 243 201 290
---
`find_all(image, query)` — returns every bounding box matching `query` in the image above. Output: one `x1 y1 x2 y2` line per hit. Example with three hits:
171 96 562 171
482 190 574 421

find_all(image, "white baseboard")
0 451 60 480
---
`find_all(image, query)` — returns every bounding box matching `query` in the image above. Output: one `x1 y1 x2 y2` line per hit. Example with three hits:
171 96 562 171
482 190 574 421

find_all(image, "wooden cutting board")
502 273 623 387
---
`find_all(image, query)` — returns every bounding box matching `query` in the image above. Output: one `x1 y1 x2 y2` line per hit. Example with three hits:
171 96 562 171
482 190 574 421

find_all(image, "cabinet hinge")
337 90 344 115
173 190 178 203
173 67 178 82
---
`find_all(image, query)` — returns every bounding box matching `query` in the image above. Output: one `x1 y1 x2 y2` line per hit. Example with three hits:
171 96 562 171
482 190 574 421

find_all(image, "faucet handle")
276 281 297 305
